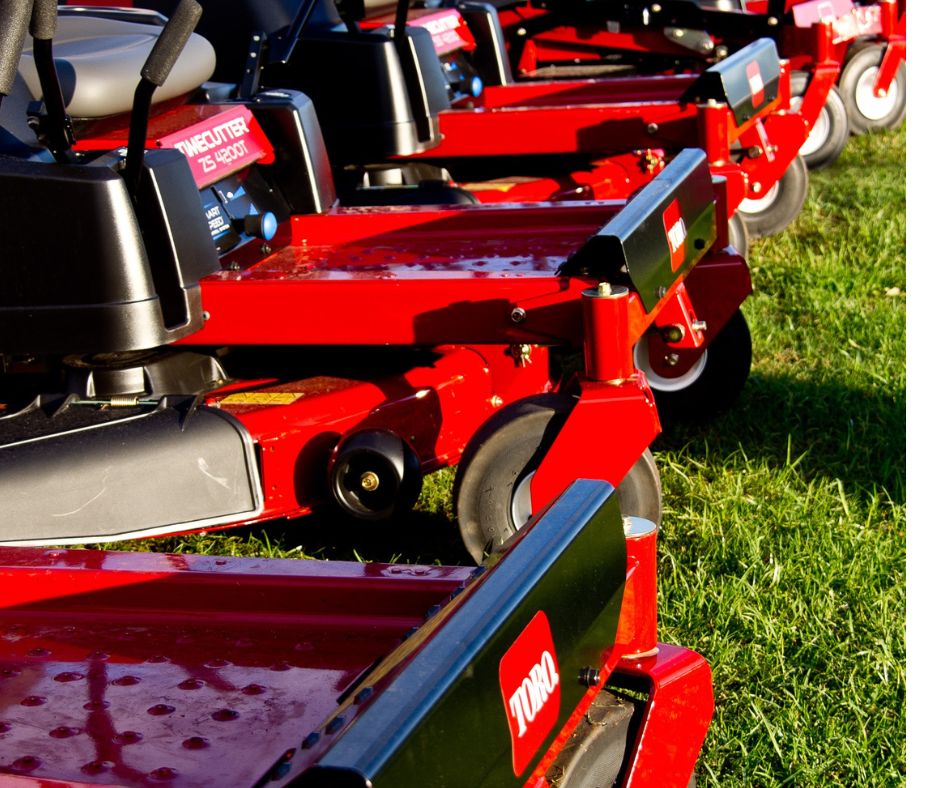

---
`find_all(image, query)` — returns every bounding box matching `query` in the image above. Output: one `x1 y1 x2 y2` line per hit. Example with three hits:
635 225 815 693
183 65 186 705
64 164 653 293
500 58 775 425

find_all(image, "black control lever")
0 0 32 113
28 0 74 161
124 0 203 200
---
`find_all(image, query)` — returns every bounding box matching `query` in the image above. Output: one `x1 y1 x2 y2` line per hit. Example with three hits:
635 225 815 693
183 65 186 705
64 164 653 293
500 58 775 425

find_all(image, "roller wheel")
727 211 749 259
454 394 661 564
635 309 751 424
839 44 906 134
738 155 809 238
546 690 635 787
790 72 850 169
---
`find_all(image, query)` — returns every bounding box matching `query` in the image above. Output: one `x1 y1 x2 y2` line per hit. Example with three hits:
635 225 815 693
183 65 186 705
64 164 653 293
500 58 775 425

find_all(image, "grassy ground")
103 127 906 785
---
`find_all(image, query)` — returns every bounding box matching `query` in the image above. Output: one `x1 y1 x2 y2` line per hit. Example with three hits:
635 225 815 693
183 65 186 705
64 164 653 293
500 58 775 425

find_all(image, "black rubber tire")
790 72 850 169
738 155 809 238
637 309 751 424
454 394 662 564
839 44 906 135
727 210 749 260
545 690 635 787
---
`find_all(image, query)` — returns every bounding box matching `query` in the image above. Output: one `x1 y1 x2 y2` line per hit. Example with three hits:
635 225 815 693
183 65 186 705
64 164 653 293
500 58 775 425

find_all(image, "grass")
101 127 906 785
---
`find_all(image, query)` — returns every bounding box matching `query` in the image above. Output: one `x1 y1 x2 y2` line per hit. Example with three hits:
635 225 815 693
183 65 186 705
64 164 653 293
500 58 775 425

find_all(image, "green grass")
101 128 906 785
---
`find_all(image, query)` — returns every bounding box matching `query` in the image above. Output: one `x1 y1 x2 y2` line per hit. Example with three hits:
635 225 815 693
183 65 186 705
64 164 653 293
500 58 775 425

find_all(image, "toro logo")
663 199 687 272
499 611 561 776
746 60 765 107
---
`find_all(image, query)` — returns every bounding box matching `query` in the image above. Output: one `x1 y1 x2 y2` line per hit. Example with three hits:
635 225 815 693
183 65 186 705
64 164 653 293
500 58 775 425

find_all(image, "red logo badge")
499 611 561 776
746 60 765 107
663 199 687 272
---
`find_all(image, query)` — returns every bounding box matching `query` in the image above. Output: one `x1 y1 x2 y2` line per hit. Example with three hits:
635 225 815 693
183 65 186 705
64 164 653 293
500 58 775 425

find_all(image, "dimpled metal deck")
0 549 473 785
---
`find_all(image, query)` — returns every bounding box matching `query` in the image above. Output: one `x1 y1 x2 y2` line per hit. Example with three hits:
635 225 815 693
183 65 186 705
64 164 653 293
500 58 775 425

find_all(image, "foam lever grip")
29 0 56 41
0 0 31 96
140 0 203 87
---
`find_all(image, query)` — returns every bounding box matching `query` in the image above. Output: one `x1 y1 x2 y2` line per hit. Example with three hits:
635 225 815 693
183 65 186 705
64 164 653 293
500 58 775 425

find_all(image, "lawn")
104 126 906 786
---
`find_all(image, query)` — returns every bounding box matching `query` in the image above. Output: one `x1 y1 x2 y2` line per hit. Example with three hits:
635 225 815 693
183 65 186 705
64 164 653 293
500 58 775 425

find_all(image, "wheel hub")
855 66 899 121
738 180 780 215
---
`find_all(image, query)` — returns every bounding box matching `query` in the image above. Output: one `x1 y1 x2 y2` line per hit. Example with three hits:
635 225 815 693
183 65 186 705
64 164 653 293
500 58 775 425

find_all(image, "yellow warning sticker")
220 392 304 406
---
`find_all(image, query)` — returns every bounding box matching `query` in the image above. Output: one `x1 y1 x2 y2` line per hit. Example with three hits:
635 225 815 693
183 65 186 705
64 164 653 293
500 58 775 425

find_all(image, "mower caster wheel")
545 690 635 787
839 45 906 135
790 72 850 169
738 156 809 238
728 211 749 260
635 309 751 424
454 394 661 564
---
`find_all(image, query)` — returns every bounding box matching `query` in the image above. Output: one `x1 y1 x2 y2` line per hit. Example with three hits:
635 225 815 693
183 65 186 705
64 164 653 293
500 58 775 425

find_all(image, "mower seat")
17 16 215 118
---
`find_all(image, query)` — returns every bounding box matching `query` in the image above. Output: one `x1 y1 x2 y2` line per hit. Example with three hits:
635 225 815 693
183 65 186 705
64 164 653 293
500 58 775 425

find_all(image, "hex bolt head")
665 353 681 367
750 182 762 193
578 667 601 687
360 471 380 492
510 307 527 323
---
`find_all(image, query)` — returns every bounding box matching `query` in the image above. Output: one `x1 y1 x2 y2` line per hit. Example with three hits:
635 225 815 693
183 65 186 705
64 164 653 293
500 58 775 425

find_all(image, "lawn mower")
0 481 714 786
488 0 906 168
0 0 749 557
119 0 826 239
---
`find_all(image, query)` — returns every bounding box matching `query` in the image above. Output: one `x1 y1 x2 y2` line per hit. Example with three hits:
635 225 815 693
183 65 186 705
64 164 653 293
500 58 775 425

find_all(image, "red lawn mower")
489 0 906 168
1 0 748 559
119 0 828 241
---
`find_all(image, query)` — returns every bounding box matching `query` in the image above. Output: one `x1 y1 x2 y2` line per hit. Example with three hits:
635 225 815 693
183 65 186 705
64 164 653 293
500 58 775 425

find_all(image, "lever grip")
0 0 32 96
140 0 202 87
29 0 56 41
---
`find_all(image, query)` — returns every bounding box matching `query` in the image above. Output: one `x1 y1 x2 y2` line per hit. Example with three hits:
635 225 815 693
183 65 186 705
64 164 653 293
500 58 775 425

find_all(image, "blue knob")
471 76 484 97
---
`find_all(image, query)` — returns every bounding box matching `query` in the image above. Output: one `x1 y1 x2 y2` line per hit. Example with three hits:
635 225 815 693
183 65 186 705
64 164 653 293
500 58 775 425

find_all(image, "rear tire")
454 395 661 564
738 156 809 238
839 45 906 134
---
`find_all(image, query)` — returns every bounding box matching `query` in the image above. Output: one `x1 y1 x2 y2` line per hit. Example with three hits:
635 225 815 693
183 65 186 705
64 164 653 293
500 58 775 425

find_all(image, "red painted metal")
0 548 474 785
581 285 634 382
617 645 715 788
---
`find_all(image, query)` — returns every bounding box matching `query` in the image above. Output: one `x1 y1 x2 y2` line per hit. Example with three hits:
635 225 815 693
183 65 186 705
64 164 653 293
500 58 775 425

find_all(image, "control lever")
27 0 74 161
124 0 203 201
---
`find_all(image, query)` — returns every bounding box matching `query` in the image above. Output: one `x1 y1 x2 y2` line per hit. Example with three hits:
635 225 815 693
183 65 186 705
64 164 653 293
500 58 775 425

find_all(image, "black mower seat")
17 16 215 118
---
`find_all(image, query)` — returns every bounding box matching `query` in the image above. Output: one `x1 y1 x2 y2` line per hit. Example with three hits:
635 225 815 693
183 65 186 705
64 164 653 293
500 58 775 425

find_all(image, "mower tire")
728 211 749 259
635 309 751 424
738 155 809 238
839 44 906 135
454 394 661 564
790 72 850 169
545 690 635 787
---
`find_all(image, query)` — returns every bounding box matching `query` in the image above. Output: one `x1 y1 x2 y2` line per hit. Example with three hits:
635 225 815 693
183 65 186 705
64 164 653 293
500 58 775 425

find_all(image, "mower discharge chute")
1 0 744 558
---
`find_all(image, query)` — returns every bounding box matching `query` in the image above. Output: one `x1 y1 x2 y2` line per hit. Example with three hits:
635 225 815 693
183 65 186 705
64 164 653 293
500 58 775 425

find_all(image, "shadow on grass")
654 368 905 503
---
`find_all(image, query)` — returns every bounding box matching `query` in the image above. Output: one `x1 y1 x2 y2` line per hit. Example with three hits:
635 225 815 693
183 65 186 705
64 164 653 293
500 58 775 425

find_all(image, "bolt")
516 27 527 36
647 122 659 134
877 89 887 97
692 320 708 332
750 182 762 194
597 281 613 297
202 311 210 321
651 4 662 12
510 306 527 323
490 395 504 408
768 16 779 25
703 40 715 51
662 324 685 343
579 667 601 687
657 286 668 298
716 46 728 59
706 98 721 108
674 28 685 38
665 353 681 367
360 471 380 492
